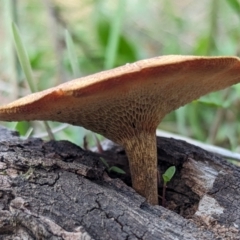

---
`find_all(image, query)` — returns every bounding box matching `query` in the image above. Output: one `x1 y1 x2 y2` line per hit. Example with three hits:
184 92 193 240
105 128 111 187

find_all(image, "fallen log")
0 126 239 239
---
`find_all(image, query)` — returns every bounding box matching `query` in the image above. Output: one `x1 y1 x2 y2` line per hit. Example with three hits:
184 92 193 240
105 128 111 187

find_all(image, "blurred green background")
1 0 240 152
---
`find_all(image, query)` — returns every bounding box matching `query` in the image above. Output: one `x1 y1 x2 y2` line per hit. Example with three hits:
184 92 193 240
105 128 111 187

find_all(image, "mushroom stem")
124 132 158 205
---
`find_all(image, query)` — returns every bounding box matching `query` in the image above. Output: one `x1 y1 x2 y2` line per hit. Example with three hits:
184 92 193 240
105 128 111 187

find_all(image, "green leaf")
97 18 137 65
12 22 37 92
226 0 240 14
162 166 176 183
99 157 109 168
195 99 231 109
193 36 209 55
109 166 126 174
65 30 81 78
15 121 31 136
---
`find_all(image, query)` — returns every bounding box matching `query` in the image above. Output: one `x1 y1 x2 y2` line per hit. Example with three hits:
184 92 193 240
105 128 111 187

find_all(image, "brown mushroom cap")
1 55 240 144
1 55 240 205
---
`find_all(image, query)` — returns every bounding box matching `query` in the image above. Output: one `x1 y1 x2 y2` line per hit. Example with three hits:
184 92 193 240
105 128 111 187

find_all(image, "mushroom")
1 55 240 205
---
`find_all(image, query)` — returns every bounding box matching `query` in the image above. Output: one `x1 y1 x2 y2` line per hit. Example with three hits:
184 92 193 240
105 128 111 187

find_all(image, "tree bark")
0 126 239 240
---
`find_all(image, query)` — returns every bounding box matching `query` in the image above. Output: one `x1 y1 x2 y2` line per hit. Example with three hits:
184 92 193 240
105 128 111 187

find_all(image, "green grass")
12 21 54 139
65 30 81 78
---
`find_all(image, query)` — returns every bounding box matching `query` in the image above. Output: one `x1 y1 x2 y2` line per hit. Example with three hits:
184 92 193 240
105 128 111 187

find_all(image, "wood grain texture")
1 126 240 239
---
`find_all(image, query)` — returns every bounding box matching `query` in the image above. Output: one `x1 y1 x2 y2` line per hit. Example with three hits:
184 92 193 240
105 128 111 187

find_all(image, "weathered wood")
0 126 239 239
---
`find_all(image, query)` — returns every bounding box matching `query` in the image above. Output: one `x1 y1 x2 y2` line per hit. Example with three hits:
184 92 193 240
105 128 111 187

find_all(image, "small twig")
42 122 55 140
162 182 167 207
94 134 104 153
83 136 89 151
32 124 69 138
